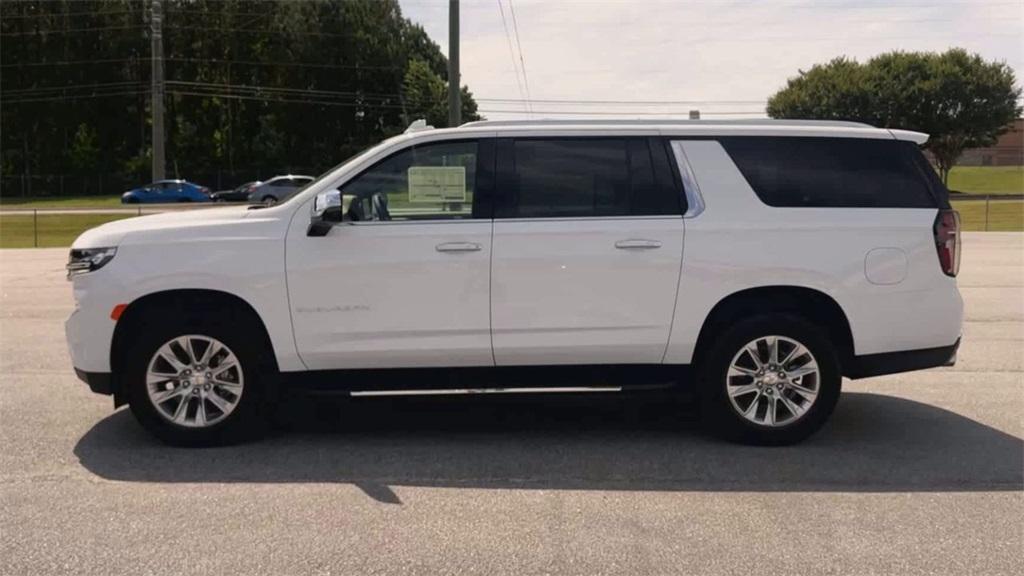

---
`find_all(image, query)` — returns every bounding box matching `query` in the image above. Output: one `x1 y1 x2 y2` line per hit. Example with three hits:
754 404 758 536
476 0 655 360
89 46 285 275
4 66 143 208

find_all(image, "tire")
697 314 841 445
261 195 277 206
124 307 272 446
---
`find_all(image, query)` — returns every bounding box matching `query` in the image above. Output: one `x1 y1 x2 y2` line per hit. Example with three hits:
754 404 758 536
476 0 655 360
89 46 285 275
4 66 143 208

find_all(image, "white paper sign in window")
407 166 466 203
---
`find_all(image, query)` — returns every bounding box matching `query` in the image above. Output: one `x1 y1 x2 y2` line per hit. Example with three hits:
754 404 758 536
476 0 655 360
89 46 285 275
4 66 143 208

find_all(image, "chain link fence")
948 195 1024 232
0 168 321 198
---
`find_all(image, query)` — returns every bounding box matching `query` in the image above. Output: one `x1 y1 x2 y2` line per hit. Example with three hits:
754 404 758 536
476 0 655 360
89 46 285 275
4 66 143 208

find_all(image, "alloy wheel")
725 335 820 427
145 335 245 428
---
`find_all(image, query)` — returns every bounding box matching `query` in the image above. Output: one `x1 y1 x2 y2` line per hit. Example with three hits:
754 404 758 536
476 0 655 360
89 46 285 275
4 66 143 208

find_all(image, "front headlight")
66 247 117 279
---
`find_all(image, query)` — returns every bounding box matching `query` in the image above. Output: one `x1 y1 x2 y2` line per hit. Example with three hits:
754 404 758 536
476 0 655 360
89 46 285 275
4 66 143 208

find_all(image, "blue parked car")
121 180 212 204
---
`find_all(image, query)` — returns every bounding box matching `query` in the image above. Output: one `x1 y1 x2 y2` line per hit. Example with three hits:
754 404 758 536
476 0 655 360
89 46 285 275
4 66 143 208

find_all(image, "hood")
72 206 253 249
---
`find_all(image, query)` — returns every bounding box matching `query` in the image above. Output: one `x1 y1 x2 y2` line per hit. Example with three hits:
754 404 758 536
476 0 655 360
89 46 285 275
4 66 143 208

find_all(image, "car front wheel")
698 314 841 445
125 314 270 446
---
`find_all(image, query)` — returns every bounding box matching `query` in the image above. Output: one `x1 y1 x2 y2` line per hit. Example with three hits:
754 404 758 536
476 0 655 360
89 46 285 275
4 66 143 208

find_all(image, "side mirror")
307 190 344 237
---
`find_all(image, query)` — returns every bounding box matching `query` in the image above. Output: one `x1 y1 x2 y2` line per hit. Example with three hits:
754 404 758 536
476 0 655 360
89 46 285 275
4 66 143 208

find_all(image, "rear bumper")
845 338 960 379
74 368 114 395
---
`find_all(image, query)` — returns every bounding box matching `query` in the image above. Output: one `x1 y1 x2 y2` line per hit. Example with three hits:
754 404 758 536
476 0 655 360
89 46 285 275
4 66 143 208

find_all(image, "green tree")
0 0 481 195
403 59 448 127
69 124 100 173
767 49 1021 183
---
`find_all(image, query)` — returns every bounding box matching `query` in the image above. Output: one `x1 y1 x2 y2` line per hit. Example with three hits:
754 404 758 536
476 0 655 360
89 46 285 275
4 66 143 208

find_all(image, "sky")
398 0 1024 120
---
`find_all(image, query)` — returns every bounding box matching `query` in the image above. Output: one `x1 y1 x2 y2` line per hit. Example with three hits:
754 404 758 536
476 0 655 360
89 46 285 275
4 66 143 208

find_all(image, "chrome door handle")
435 242 482 253
615 239 662 249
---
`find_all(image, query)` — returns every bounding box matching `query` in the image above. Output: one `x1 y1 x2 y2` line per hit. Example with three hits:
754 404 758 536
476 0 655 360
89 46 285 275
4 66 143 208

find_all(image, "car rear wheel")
125 312 270 446
697 314 841 445
261 195 277 206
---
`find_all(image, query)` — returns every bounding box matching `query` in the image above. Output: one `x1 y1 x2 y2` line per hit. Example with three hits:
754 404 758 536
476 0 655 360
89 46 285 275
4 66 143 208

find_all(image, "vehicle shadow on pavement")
73 391 1023 503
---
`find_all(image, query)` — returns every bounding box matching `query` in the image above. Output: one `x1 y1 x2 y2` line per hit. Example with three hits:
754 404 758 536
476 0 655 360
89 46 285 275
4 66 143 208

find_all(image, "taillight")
934 209 961 277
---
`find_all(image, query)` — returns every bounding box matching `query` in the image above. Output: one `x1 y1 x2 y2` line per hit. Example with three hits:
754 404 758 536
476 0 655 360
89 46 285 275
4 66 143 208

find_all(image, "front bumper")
845 338 960 379
65 272 120 374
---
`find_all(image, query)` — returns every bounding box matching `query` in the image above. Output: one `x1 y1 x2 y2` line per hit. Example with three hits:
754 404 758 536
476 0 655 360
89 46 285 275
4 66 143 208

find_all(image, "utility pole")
447 0 461 127
151 0 166 181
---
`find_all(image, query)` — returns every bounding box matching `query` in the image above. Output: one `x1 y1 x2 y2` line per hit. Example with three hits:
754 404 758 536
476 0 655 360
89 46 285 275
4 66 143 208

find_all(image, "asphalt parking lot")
1 232 1021 576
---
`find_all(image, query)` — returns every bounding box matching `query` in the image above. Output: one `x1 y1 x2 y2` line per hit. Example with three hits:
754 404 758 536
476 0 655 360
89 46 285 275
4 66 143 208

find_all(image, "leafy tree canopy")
767 49 1022 182
0 0 482 194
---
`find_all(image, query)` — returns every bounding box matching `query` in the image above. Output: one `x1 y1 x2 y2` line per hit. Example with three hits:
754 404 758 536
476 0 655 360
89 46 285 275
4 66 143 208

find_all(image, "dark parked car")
211 181 261 202
248 175 314 205
121 180 211 204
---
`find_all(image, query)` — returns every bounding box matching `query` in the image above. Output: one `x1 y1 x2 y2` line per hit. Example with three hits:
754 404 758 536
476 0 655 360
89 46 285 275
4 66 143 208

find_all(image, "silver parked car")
247 175 314 205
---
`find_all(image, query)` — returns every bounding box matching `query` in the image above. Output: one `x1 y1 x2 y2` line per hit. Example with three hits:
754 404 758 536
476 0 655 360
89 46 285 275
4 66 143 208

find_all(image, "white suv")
66 119 963 446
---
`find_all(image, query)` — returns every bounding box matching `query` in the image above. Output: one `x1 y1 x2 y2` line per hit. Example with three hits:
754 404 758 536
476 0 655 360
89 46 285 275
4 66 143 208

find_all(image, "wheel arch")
692 286 854 374
109 289 278 406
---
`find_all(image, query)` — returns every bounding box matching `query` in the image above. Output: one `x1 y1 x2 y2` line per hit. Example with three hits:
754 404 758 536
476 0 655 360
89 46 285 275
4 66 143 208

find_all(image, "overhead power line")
0 58 141 68
0 24 145 36
506 0 532 115
167 89 407 109
165 9 267 19
1 88 148 104
1 81 146 96
164 80 402 100
495 0 528 116
1 85 771 116
165 57 401 71
164 24 357 38
0 9 139 20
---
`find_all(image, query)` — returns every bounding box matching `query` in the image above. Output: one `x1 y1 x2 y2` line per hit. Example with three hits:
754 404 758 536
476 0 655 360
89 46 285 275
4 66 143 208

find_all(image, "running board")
349 386 622 397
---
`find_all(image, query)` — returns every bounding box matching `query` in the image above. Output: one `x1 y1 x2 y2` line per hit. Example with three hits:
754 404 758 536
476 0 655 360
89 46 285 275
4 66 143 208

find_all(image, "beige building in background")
956 119 1024 166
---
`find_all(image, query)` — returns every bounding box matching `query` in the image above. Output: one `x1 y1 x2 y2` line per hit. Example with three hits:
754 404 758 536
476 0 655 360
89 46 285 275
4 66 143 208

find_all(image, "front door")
286 138 495 370
490 137 685 365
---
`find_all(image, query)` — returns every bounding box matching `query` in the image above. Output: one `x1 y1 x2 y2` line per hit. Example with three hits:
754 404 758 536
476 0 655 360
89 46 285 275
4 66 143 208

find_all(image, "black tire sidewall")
698 314 841 445
124 312 269 446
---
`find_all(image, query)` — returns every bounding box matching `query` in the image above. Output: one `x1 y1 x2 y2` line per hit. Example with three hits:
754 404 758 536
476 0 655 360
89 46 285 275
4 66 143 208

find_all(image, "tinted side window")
500 138 681 218
720 137 937 208
340 140 480 221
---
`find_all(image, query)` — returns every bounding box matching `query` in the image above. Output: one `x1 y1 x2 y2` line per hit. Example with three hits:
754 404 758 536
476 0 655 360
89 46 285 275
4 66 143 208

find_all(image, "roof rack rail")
459 118 876 129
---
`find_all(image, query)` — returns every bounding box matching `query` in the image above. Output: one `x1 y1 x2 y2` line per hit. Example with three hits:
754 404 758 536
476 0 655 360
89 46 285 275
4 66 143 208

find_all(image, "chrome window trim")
495 215 683 223
341 215 683 226
344 217 480 226
670 140 706 219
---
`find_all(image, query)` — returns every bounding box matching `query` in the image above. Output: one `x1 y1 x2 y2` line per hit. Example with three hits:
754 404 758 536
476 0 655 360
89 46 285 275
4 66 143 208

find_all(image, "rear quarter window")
719 137 938 208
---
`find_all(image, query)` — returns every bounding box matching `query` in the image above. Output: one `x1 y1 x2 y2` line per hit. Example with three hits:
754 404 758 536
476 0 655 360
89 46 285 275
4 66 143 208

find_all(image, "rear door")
490 136 685 365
